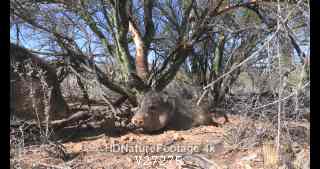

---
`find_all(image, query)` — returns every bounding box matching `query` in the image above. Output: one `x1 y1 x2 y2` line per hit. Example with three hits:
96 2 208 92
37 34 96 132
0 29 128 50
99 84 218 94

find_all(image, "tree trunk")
10 43 69 121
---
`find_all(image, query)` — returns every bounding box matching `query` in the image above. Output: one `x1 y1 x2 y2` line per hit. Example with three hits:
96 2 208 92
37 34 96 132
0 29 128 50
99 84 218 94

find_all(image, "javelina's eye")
149 105 156 110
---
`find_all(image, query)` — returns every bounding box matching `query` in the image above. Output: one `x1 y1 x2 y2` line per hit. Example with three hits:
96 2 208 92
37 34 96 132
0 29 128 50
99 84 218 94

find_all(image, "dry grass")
262 142 278 169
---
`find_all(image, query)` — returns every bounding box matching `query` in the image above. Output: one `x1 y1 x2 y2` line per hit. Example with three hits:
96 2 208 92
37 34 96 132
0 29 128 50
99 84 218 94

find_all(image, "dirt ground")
10 114 310 169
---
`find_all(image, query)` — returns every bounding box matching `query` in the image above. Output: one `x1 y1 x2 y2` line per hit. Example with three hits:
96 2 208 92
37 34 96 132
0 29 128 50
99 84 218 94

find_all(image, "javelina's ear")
131 107 139 112
162 92 170 103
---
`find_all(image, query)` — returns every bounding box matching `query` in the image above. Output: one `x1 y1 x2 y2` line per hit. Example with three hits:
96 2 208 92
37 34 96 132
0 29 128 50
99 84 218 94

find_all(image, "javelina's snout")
130 107 145 127
131 115 145 126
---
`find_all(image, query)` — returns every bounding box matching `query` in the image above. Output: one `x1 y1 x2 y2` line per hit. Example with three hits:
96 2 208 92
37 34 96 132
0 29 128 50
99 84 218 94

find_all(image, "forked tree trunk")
129 21 149 81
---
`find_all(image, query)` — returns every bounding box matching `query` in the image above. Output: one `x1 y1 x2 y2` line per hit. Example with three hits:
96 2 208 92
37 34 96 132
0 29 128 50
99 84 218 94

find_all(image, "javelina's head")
131 91 174 132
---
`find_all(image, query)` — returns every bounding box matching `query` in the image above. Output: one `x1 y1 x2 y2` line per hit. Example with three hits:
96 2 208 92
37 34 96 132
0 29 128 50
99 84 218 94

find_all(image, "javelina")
10 43 69 123
131 90 219 132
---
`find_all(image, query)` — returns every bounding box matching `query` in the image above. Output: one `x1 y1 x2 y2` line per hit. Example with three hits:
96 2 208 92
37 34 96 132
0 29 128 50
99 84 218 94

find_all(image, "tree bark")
10 43 69 121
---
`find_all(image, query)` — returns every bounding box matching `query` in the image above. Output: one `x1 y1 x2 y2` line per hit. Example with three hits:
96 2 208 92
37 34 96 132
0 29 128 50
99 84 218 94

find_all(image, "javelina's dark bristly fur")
131 82 221 132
